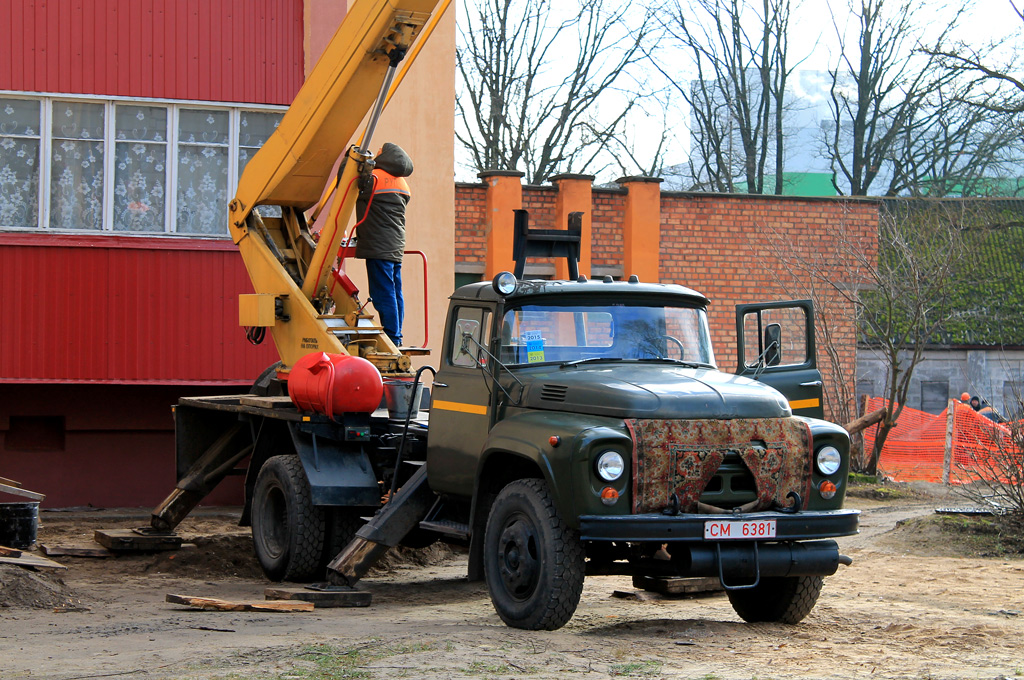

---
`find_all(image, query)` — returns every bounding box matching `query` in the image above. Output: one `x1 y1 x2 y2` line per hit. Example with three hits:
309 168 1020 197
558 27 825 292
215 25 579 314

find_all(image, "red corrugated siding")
0 0 304 105
0 233 279 384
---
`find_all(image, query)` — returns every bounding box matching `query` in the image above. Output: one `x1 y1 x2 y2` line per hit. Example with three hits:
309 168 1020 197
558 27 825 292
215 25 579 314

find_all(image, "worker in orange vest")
355 143 413 347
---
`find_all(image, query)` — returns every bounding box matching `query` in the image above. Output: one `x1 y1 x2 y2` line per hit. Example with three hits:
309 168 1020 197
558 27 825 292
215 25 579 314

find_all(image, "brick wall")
454 182 879 422
454 183 487 270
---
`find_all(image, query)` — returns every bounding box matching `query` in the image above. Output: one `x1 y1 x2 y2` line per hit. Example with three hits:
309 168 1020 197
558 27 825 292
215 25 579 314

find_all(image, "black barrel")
0 502 40 549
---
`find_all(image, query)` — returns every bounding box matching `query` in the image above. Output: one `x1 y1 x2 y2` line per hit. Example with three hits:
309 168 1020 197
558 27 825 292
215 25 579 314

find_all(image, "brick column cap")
549 173 596 183
477 170 526 180
615 176 664 185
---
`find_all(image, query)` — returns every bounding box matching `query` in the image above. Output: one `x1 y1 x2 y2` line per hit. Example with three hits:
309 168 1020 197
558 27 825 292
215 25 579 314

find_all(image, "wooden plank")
40 543 113 558
166 594 314 612
94 529 181 552
632 575 724 596
0 476 22 488
238 395 294 409
265 586 372 608
0 545 23 558
0 482 44 501
0 552 67 570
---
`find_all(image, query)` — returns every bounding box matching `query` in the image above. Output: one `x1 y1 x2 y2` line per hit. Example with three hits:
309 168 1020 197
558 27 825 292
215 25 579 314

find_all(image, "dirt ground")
2 487 1023 680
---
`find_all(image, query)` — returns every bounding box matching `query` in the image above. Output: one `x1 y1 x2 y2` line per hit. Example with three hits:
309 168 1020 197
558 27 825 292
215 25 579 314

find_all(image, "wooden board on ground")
238 396 294 409
265 586 372 608
632 575 724 596
166 594 313 612
0 482 44 501
0 551 67 570
0 476 22 488
94 529 182 552
0 545 23 557
40 543 113 558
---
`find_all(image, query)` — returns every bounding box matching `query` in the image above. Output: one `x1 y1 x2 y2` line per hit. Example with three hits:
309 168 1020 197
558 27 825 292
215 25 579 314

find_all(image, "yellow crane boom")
229 0 445 375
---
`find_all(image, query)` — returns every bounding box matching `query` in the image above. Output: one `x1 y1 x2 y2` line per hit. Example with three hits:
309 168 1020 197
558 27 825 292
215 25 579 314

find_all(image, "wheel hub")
497 516 539 599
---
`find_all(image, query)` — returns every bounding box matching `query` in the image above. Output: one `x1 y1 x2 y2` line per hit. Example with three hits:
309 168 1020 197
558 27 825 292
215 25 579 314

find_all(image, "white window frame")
1 91 286 237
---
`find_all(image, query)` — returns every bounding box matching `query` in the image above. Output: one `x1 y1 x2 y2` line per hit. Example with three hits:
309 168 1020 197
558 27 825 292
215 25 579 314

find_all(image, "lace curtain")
238 111 282 218
50 102 105 230
176 109 229 235
114 106 167 232
0 99 41 228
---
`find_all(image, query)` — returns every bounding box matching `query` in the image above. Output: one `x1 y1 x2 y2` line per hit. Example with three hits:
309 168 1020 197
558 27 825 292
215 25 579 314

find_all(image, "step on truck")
146 0 859 630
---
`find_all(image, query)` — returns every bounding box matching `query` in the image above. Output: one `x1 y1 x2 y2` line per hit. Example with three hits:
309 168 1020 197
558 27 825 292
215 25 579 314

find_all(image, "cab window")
741 306 808 369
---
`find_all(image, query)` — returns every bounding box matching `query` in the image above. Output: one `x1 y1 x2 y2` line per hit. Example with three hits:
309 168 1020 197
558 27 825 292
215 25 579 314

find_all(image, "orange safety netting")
861 397 1024 483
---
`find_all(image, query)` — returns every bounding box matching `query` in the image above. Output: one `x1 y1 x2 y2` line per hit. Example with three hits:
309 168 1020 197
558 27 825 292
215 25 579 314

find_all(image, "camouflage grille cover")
625 418 813 514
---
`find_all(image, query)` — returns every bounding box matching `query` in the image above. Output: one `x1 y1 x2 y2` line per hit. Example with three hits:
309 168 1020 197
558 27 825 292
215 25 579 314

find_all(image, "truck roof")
451 277 711 306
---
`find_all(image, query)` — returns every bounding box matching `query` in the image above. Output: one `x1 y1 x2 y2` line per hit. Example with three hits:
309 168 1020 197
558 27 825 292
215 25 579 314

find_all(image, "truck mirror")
764 323 782 367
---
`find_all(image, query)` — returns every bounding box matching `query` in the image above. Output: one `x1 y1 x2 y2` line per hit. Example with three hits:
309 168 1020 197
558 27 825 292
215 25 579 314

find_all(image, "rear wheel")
483 479 585 630
251 455 325 582
726 575 824 624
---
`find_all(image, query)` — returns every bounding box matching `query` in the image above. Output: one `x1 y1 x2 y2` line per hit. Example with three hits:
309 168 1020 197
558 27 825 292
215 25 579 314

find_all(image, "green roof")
735 172 837 197
872 199 1024 347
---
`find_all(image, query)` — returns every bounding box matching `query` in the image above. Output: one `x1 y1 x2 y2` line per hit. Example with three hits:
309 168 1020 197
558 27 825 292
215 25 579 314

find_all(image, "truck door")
735 300 825 419
426 304 495 495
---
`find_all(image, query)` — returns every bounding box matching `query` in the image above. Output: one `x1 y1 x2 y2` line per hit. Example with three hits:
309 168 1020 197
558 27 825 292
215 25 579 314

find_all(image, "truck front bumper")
578 508 860 543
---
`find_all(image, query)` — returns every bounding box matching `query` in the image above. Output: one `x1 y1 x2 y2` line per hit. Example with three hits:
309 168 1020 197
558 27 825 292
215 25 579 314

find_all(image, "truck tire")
726 574 824 624
484 478 585 630
251 455 325 582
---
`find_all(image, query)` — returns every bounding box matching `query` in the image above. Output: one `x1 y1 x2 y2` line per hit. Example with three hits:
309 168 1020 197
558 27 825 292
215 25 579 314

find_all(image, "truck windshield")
499 302 716 367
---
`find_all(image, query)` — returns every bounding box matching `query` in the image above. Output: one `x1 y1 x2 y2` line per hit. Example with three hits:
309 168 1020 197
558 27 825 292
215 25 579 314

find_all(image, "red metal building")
0 0 303 506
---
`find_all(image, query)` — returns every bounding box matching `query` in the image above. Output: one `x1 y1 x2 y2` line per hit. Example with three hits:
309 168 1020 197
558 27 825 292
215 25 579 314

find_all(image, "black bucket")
0 502 40 549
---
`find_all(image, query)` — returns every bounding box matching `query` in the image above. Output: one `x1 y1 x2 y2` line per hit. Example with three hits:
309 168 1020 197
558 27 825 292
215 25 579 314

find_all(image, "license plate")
703 519 776 540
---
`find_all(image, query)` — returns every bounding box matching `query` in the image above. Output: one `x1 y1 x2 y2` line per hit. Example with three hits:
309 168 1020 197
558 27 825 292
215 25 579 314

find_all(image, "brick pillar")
617 175 663 283
479 170 525 279
550 174 594 279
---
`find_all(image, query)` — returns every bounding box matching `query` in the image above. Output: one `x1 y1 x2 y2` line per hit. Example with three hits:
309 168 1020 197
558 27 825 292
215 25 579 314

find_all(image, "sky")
453 0 1024 184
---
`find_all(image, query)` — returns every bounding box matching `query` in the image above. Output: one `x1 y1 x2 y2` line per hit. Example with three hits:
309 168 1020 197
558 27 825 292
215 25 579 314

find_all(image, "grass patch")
609 660 662 677
262 640 440 680
846 474 921 501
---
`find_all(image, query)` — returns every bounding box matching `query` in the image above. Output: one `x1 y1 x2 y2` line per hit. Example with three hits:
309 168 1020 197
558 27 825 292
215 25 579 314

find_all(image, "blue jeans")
366 259 403 346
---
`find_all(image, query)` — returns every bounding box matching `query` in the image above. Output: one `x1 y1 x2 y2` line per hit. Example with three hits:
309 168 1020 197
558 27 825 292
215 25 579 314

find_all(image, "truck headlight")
815 445 842 476
596 450 625 481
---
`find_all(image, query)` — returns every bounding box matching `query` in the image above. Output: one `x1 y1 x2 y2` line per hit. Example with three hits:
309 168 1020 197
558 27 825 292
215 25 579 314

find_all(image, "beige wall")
304 0 456 364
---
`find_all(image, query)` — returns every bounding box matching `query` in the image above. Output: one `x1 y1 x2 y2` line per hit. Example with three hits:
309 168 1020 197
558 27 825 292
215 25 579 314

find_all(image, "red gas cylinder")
288 352 383 416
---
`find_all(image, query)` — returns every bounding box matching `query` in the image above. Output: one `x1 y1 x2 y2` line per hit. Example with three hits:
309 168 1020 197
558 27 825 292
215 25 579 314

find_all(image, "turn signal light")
819 480 838 500
549 435 560 447
600 487 619 506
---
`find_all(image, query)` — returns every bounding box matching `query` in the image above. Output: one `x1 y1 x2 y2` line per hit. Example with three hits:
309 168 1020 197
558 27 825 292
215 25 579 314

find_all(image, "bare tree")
766 201 970 474
886 85 1024 197
656 0 796 193
926 1 1024 117
823 0 965 196
455 0 659 184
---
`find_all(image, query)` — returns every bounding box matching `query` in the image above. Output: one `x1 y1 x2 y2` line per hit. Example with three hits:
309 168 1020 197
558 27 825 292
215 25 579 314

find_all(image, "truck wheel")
726 575 824 624
484 479 585 630
251 455 325 582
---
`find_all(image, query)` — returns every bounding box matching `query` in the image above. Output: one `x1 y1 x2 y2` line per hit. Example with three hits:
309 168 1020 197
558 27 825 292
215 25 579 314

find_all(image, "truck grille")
699 452 758 508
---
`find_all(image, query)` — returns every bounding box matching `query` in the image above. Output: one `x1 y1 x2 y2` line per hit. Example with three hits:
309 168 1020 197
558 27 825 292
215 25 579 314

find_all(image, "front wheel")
726 575 824 624
483 479 585 630
251 455 325 582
